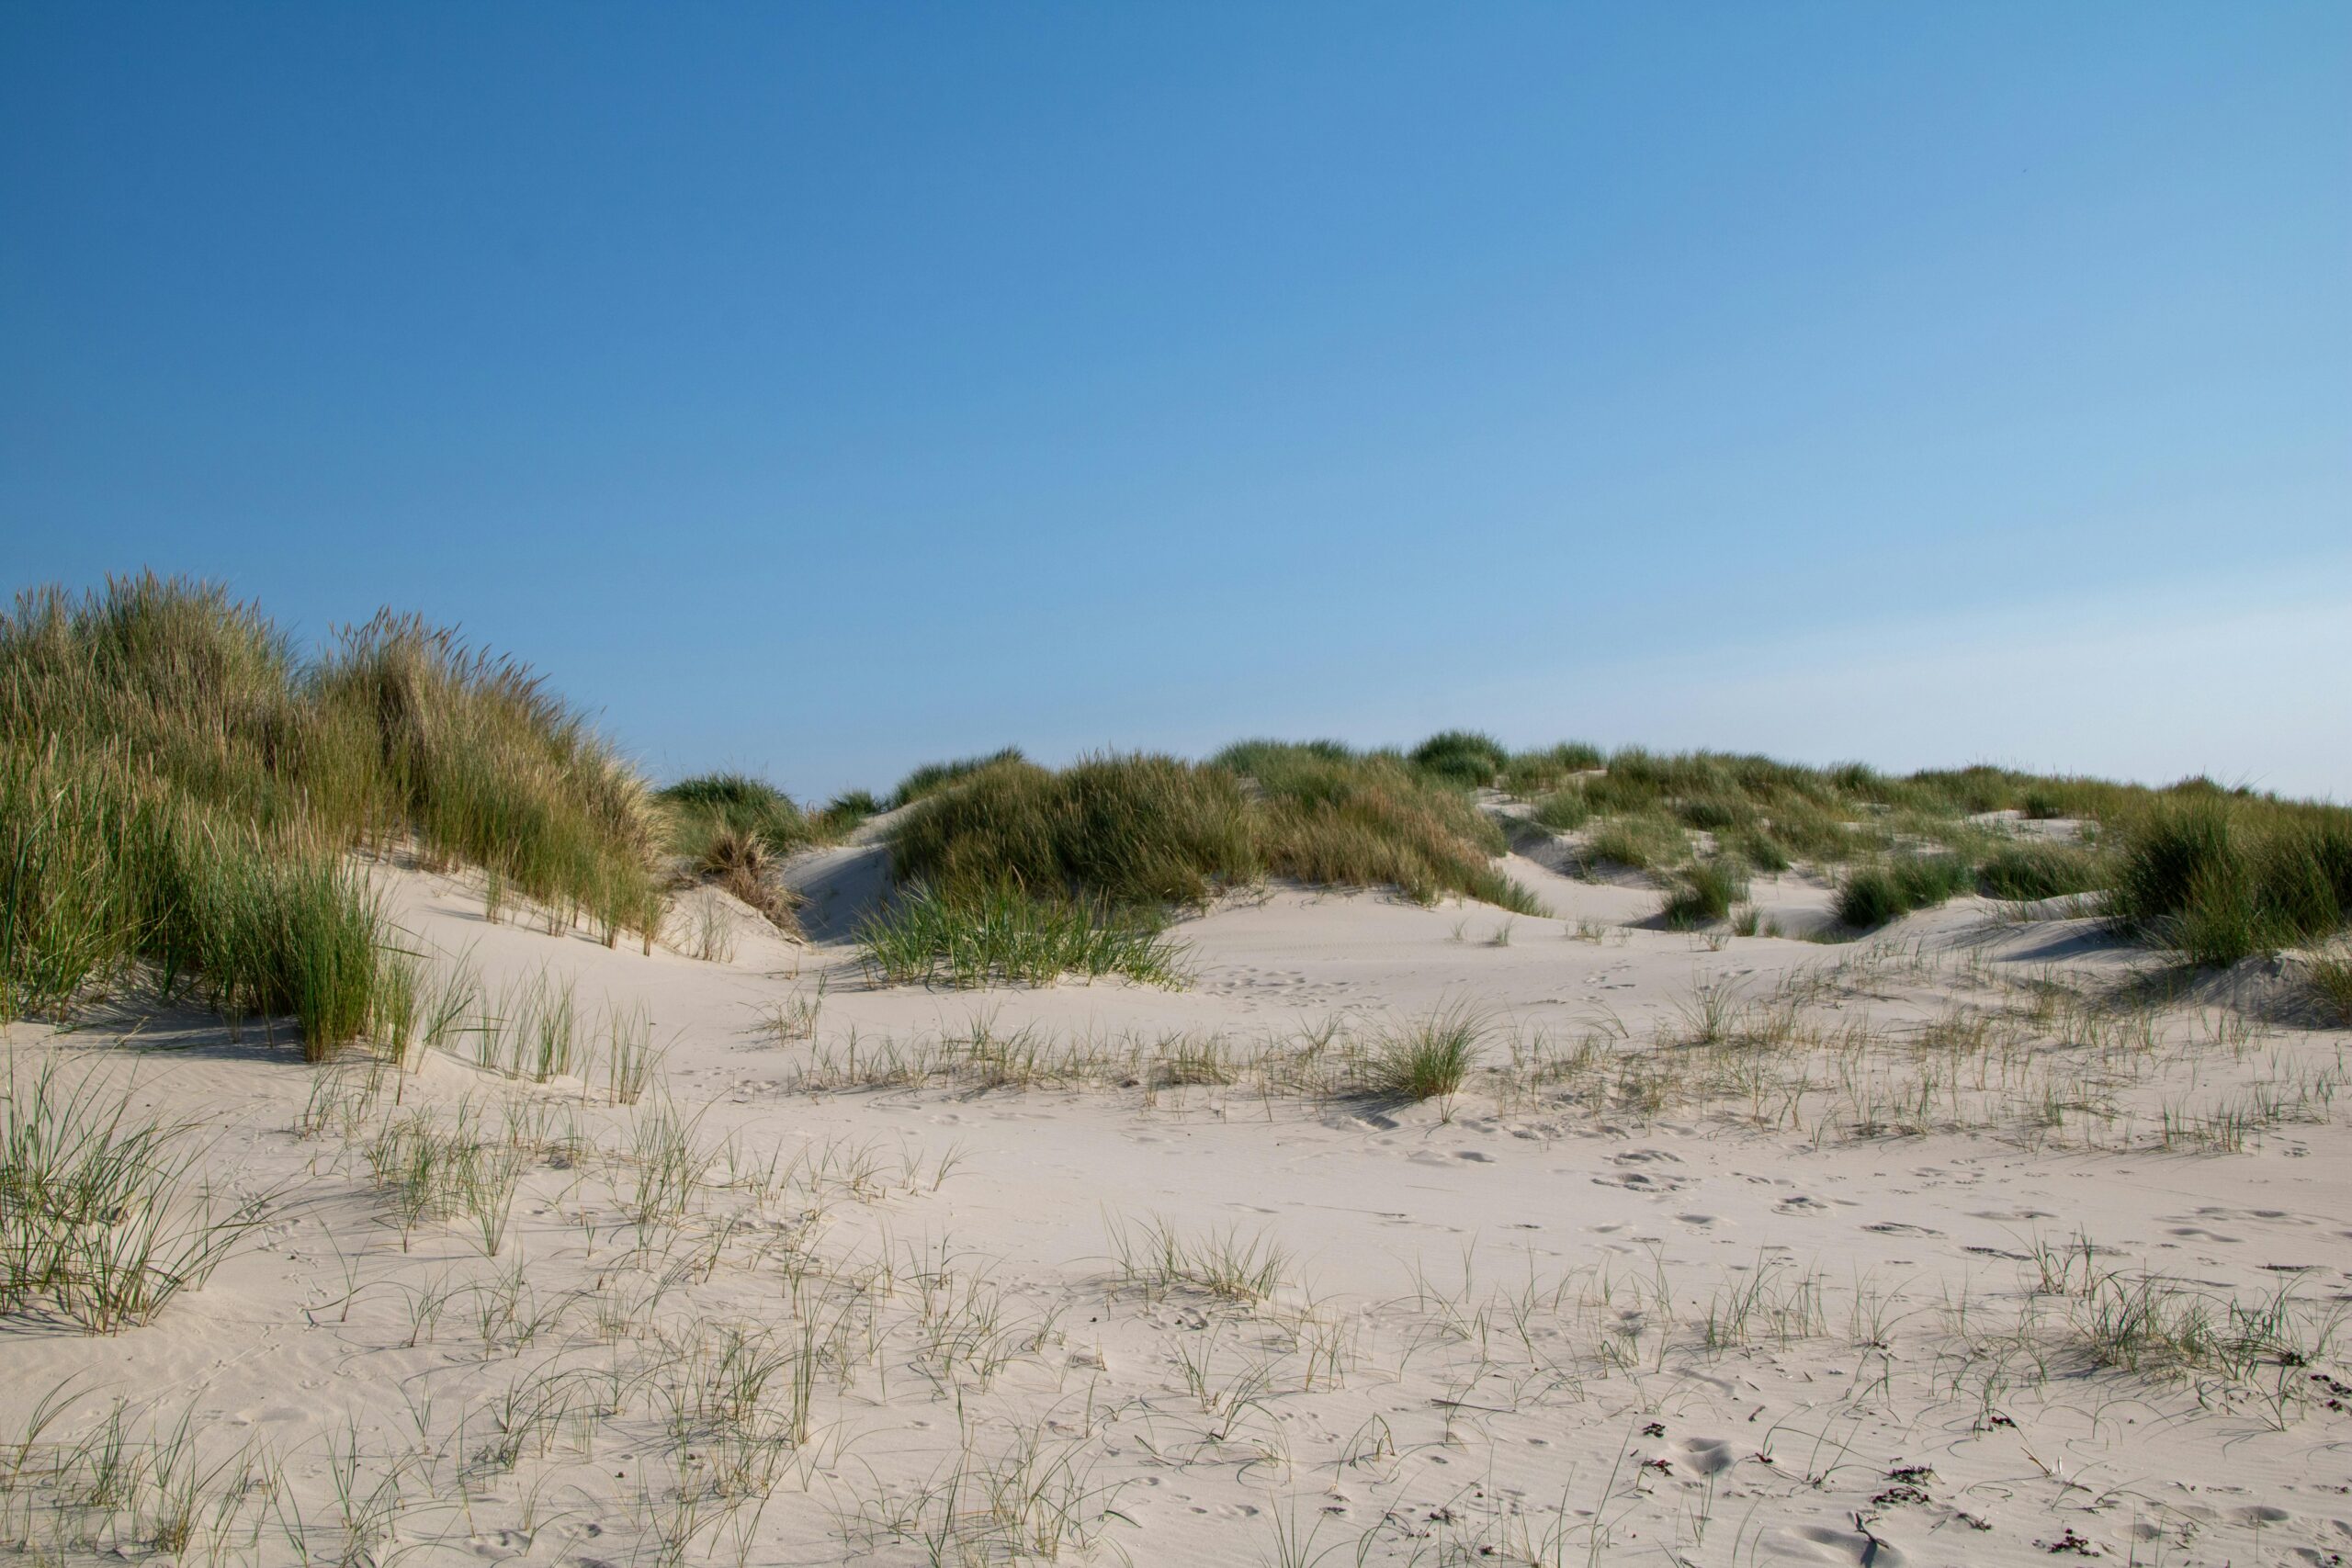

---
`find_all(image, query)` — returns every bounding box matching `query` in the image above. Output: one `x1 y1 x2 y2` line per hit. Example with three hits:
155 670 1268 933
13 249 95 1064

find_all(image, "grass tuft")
1661 860 1747 930
1360 1005 1483 1102
2307 952 2352 1027
1407 730 1509 788
858 883 1188 988
1975 841 2105 901
2109 802 2352 965
1835 854 1973 930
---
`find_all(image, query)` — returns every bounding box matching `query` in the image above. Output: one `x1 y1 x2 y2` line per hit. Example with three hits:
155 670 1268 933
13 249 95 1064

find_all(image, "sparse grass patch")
1106 1214 1293 1304
1 1059 267 1331
1240 737 2352 965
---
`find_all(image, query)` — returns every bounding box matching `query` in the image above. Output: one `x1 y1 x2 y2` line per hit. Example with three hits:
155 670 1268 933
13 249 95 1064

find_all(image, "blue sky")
5 3 2346 798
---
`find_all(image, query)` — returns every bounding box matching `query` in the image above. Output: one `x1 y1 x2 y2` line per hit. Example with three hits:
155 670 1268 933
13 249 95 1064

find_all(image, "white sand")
6 841 2349 1567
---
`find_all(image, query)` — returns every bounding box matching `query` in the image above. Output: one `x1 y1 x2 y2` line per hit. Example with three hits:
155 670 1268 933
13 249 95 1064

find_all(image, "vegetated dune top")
6 843 2349 1568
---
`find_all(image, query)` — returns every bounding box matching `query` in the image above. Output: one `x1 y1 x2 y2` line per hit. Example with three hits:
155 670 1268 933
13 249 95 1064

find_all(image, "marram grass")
1498 740 2352 964
858 882 1188 989
2 575 666 1046
888 747 1546 919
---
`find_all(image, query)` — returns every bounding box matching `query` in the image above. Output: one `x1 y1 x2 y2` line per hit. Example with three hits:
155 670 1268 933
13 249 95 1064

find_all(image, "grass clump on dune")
660 773 813 858
316 612 662 924
1530 790 1591 832
894 747 1545 917
1976 841 2105 902
892 753 1260 907
657 774 884 928
1407 729 1510 788
1835 854 1974 930
1 576 665 1050
1661 859 1747 930
1359 1005 1484 1103
2109 801 2352 966
858 883 1186 988
889 748 1026 810
1233 743 1544 915
871 747 1545 983
658 773 815 929
2307 953 2352 1027
1581 814 1688 874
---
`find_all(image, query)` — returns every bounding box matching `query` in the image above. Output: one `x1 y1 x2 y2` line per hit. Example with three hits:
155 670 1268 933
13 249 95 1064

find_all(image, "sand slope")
5 858 2348 1566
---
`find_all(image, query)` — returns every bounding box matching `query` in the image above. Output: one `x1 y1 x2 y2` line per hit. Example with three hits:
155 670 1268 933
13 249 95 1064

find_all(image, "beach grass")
1661 859 1747 930
857 882 1187 988
1 575 666 1041
1835 854 1974 930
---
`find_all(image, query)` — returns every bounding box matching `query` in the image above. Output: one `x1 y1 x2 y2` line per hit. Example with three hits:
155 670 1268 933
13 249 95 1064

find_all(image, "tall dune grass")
890 748 1027 809
888 748 1543 920
1 576 665 1051
2108 800 2352 965
891 754 1260 906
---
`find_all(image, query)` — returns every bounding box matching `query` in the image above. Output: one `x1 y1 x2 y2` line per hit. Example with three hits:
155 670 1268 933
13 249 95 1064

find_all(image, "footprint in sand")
1674 1437 1736 1475
1595 1170 1689 1193
1764 1522 1906 1566
1775 1195 1828 1215
1866 1222 1942 1237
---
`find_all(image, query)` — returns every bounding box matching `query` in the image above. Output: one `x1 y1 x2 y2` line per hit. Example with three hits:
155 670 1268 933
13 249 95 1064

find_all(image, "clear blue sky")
6 3 2347 798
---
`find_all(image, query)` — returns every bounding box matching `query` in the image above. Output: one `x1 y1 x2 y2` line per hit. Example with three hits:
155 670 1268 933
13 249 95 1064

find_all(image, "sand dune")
6 846 2348 1567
